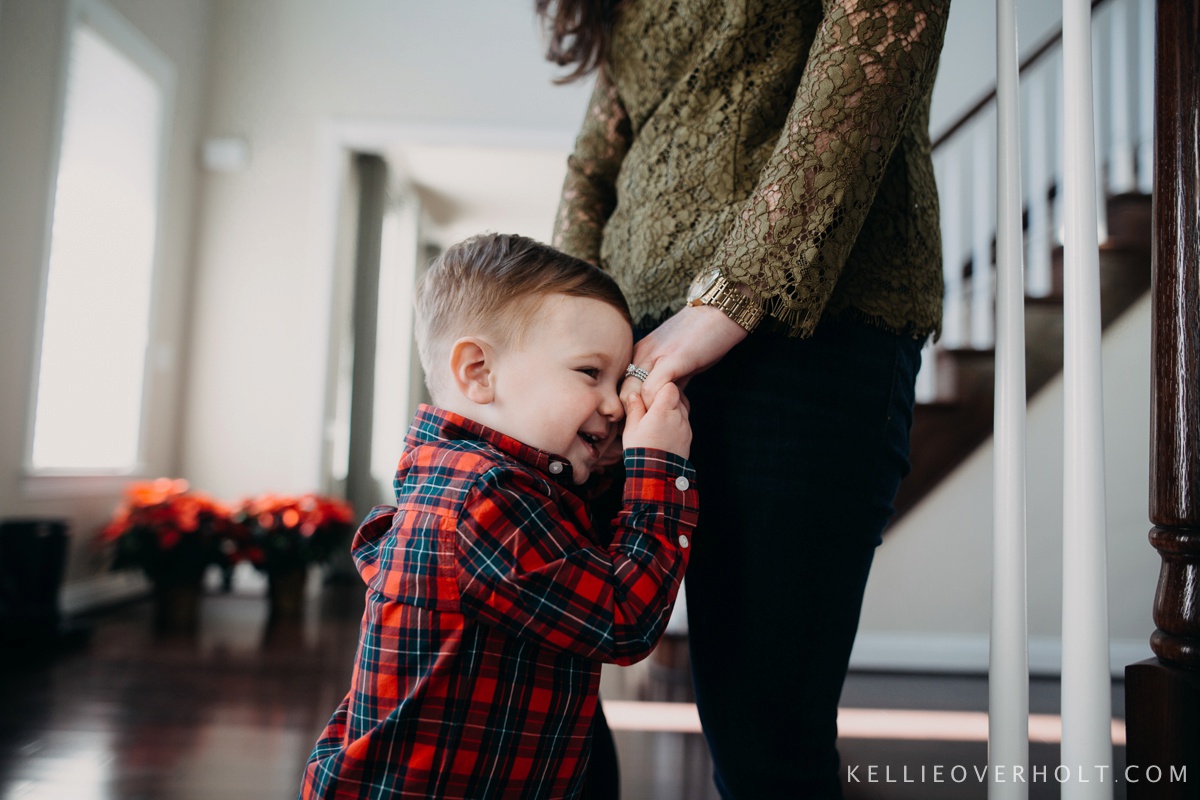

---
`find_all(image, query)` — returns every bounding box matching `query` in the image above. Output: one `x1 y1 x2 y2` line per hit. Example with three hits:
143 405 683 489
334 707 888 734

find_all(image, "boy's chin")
570 442 621 484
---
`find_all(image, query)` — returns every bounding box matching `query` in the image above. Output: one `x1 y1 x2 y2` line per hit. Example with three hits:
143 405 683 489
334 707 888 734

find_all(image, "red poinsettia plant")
232 493 354 574
98 478 238 585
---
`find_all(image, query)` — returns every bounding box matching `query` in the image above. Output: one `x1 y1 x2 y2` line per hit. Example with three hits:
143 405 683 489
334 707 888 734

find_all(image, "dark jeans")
582 707 620 800
683 318 923 799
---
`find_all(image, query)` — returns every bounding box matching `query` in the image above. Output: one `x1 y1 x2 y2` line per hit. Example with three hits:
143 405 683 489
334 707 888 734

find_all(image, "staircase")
895 192 1151 517
891 0 1154 518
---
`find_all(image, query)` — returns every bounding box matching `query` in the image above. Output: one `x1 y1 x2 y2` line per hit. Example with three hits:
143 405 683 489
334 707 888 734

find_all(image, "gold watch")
685 267 763 332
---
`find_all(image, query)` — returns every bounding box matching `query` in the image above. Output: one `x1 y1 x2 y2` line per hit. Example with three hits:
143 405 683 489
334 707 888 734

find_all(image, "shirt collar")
406 404 577 485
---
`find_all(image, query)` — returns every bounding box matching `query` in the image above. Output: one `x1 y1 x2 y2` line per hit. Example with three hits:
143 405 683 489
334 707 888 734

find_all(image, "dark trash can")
0 518 69 649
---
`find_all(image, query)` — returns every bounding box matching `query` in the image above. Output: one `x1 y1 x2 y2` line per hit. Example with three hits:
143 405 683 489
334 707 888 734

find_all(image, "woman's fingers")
640 358 678 407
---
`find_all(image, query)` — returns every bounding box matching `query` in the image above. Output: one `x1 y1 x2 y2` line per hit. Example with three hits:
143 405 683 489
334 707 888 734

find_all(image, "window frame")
22 0 177 495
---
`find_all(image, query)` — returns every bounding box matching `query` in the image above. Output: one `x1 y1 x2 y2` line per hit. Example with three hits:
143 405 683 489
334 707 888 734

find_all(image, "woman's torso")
598 0 944 338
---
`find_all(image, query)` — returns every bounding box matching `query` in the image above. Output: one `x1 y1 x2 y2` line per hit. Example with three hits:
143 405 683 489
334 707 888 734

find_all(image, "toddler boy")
299 232 696 799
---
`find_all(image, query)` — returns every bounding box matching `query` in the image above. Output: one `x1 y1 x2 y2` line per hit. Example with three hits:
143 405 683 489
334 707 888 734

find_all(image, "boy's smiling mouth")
577 429 606 458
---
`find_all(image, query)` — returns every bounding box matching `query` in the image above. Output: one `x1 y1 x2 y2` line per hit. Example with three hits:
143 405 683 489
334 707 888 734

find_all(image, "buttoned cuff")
622 448 699 539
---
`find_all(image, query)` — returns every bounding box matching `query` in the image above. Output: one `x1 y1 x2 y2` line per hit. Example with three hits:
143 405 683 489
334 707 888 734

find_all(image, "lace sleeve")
714 0 950 336
552 68 632 265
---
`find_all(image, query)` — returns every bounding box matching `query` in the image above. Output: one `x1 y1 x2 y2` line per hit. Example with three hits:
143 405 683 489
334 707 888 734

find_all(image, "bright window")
30 2 172 473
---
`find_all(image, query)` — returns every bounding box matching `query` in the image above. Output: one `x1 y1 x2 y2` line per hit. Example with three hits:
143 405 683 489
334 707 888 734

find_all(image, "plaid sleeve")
456 448 697 666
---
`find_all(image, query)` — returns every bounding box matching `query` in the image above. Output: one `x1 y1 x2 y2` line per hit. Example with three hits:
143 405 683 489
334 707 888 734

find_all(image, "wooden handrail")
1124 0 1200 791
1147 0 1200 672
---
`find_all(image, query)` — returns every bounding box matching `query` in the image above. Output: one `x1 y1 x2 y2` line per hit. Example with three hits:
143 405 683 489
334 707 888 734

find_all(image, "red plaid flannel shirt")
300 405 697 799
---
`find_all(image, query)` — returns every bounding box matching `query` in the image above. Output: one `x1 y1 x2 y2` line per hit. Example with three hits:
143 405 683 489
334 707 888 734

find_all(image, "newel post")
1124 0 1200 796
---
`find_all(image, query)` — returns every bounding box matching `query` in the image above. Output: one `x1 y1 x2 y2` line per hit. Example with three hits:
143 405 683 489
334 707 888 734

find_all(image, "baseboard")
60 570 150 616
850 631 1153 678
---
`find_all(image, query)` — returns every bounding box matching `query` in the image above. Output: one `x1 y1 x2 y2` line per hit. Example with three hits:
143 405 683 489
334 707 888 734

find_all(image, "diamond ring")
625 364 650 382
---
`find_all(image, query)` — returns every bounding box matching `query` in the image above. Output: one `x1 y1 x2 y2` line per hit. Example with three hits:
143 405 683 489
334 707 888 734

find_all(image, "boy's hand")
621 382 692 459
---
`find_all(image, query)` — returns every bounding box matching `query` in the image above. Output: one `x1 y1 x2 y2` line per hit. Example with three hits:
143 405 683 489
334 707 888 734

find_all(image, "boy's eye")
577 367 600 379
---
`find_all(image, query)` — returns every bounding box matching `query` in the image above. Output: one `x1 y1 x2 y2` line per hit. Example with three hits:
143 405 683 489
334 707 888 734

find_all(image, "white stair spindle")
990 0 1030 796
1136 0 1154 194
1108 0 1136 194
914 339 938 404
1025 64 1053 298
1091 5 1109 243
1052 50 1066 246
972 116 996 349
1060 0 1114 794
939 143 966 350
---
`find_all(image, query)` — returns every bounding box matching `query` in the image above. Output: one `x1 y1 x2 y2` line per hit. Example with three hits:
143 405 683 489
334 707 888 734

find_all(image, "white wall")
182 0 592 501
931 0 1064 138
855 295 1158 674
0 0 212 587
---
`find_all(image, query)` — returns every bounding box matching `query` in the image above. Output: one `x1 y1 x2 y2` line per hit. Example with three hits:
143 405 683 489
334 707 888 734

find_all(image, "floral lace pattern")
553 0 950 338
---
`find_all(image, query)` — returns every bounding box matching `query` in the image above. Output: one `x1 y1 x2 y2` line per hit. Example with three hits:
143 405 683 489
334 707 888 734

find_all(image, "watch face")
686 268 721 303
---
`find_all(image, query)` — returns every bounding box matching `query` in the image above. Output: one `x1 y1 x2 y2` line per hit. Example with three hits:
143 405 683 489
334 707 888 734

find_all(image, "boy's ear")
448 337 495 404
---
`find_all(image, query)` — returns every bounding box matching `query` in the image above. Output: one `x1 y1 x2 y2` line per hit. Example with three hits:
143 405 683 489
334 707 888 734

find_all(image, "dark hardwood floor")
0 573 1130 799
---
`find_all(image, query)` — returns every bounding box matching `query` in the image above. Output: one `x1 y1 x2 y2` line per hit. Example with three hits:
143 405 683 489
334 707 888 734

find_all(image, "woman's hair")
415 232 631 399
535 0 622 84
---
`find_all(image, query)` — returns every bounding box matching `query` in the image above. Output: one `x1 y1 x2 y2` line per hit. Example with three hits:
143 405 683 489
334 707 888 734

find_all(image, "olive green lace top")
552 0 951 338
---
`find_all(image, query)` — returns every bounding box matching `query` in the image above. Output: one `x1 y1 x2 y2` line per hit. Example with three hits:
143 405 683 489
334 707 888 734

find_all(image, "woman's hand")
621 304 749 407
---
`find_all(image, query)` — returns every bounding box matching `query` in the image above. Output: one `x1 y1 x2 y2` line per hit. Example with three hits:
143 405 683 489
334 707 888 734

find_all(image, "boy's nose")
600 389 624 420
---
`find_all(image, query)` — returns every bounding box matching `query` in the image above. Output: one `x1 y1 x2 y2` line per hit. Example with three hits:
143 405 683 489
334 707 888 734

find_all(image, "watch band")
700 277 764 332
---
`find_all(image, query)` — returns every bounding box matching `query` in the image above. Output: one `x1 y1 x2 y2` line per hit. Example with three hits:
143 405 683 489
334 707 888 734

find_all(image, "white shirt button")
678 534 690 548
675 475 690 491
548 461 564 475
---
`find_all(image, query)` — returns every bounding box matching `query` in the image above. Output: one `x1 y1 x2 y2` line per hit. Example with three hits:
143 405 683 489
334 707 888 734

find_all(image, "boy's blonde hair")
415 233 631 402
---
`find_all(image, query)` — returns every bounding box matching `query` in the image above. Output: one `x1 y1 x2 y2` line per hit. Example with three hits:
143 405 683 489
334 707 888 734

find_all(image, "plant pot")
268 566 308 621
153 580 202 634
